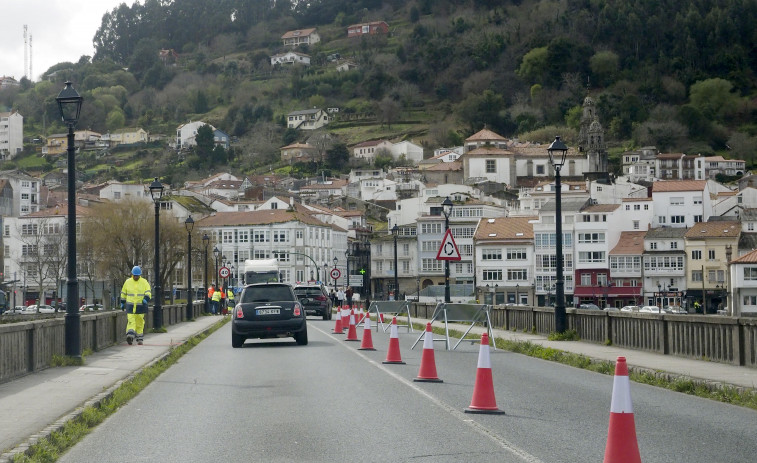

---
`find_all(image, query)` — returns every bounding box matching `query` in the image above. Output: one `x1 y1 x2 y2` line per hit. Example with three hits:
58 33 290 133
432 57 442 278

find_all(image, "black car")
231 283 308 348
293 285 332 320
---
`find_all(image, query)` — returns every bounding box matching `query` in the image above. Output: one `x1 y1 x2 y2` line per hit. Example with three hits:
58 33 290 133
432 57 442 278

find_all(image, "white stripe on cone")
390 318 398 338
364 314 371 330
423 325 434 349
477 335 491 368
610 375 633 413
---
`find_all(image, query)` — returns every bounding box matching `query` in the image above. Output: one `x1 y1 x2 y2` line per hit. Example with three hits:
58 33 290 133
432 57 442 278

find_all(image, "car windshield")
294 288 323 297
241 285 293 303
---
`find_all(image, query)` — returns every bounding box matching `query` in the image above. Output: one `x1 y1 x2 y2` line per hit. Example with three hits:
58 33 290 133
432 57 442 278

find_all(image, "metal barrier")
411 303 493 351
367 300 413 333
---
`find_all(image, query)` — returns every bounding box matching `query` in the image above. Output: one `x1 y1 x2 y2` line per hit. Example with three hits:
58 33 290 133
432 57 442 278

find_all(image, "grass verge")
10 317 229 463
410 321 757 411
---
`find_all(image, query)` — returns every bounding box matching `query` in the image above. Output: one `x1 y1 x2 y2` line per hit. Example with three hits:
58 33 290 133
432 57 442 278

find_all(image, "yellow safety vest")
227 289 234 302
120 277 152 313
212 290 223 302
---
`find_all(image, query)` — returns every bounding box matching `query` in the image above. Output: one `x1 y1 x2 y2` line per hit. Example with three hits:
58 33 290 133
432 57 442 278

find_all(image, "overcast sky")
1 0 130 82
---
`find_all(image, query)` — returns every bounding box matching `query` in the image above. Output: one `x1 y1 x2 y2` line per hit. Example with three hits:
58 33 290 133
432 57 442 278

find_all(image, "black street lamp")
333 256 338 292
202 234 209 313
149 177 165 330
391 224 399 301
516 283 520 305
548 136 568 332
345 250 351 290
657 282 662 308
57 81 83 358
185 216 194 320
213 246 220 288
442 197 454 303
416 276 421 302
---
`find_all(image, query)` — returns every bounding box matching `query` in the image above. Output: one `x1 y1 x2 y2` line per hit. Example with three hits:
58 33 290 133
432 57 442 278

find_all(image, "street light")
185 216 194 321
548 136 568 332
516 283 520 305
202 234 209 313
416 276 421 302
441 197 454 303
391 224 399 301
57 81 83 358
333 256 338 293
657 282 662 308
149 178 165 330
345 250 351 290
213 246 220 288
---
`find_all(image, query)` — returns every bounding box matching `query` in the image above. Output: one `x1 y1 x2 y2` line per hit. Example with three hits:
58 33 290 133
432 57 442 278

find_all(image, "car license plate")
256 308 280 315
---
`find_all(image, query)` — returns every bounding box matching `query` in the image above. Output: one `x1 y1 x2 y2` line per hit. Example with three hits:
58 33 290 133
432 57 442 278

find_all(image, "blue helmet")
131 266 142 276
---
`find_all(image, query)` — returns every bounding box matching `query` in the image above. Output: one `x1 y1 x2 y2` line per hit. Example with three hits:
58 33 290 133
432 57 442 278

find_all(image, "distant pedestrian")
120 266 151 346
330 289 337 308
345 287 354 309
337 288 346 308
210 284 222 315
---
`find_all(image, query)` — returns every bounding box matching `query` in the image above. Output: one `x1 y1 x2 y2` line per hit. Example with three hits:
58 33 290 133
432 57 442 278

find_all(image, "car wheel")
295 327 308 345
322 308 329 320
232 333 245 348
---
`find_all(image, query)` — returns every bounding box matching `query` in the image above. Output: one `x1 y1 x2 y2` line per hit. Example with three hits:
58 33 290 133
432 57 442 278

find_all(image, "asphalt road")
59 318 757 462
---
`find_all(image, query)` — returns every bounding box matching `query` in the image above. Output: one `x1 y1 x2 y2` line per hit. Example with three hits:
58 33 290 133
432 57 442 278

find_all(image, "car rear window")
295 288 324 297
241 285 294 303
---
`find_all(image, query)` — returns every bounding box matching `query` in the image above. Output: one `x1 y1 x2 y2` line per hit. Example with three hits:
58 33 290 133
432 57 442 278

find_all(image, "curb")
0 319 226 463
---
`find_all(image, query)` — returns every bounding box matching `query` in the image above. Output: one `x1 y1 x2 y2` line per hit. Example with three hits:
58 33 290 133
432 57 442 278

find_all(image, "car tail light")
294 303 301 316
235 307 243 318
315 296 327 301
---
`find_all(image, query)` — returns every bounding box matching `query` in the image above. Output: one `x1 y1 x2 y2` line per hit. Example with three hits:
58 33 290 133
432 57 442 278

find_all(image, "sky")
1 1 130 82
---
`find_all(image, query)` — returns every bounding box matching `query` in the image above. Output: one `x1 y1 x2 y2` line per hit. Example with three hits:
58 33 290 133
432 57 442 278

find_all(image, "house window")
750 223 755 231
694 196 702 205
670 197 684 206
644 204 649 210
253 230 269 242
625 205 630 211
273 231 288 243
670 242 678 249
482 269 502 281
578 232 605 243
650 242 657 250
485 160 496 173
692 270 703 282
482 250 502 260
671 215 685 223
581 273 591 286
692 250 702 260
422 258 443 272
506 248 527 260
633 220 640 230
271 202 278 209
658 216 666 224
708 249 716 260
634 204 641 211
694 215 703 223
536 165 545 175
402 261 410 273
507 269 527 281
578 251 605 263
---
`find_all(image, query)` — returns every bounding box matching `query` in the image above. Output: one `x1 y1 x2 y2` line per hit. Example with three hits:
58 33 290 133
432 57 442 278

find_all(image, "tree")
590 50 619 87
326 143 350 170
689 78 740 121
14 217 68 310
516 47 548 84
377 96 401 128
194 124 215 165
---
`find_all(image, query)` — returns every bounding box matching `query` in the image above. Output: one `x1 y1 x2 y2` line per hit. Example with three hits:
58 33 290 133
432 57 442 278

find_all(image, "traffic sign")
436 229 462 261
348 275 363 287
219 266 230 278
330 268 341 280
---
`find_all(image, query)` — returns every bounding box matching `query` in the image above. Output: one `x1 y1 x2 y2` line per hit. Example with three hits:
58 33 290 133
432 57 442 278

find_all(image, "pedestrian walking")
227 287 235 313
346 287 354 309
330 289 337 308
337 288 346 308
120 266 152 346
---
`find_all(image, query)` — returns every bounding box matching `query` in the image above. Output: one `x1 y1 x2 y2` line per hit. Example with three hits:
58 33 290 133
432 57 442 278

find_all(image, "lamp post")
185 216 194 320
391 224 399 300
657 282 662 309
57 81 83 358
333 256 338 293
213 247 220 288
345 250 351 290
442 197 454 303
548 136 568 332
149 178 165 329
202 234 209 313
416 276 421 302
726 244 733 315
516 283 520 305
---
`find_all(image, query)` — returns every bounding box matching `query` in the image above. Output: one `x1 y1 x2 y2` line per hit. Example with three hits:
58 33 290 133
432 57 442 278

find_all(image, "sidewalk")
0 315 224 461
418 317 757 391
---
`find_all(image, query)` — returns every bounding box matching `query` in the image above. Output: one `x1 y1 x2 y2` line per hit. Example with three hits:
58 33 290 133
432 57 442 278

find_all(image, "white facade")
176 121 214 150
0 172 41 216
353 140 392 162
651 182 712 228
99 182 150 202
391 140 423 163
0 112 23 160
616 198 655 233
270 51 311 66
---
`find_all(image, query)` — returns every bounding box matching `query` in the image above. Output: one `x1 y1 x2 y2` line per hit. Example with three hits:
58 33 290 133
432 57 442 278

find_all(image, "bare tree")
15 217 67 310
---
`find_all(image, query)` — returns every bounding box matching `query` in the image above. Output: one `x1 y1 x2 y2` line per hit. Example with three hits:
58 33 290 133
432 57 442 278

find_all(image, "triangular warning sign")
436 228 462 261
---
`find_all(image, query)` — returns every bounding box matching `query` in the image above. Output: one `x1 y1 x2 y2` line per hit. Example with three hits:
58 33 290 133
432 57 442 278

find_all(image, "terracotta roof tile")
474 216 537 241
731 248 757 264
581 204 620 213
609 231 646 255
652 180 707 192
465 128 506 141
684 221 741 239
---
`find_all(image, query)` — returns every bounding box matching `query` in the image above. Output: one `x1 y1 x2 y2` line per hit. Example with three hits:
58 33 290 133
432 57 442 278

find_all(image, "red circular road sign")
330 268 341 280
219 266 230 278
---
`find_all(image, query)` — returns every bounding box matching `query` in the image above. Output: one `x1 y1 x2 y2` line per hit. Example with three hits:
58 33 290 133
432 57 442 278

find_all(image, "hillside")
1 0 756 184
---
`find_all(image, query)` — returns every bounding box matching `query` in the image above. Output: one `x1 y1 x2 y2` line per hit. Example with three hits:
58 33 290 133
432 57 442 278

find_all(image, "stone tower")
577 95 608 173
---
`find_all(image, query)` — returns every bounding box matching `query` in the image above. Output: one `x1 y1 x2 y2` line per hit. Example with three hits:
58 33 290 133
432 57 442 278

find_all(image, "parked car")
664 305 688 314
620 305 640 312
231 283 307 348
639 305 662 313
79 304 104 312
603 306 620 312
578 303 601 310
293 285 331 320
23 304 55 314
2 306 26 316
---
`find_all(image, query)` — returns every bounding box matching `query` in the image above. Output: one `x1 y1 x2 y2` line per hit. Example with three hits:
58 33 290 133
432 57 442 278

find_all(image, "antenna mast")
23 25 28 79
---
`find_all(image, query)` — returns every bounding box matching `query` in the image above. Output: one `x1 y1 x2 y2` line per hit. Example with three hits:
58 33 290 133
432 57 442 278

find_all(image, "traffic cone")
603 357 641 463
358 312 376 351
332 306 343 334
383 317 405 364
464 333 505 415
345 309 359 341
414 323 442 383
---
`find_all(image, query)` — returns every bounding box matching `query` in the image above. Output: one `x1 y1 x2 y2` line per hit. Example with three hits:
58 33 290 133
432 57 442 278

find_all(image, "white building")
0 171 41 216
0 111 23 160
270 51 311 66
729 248 757 315
196 204 346 286
352 140 392 162
650 180 712 228
176 121 215 150
286 109 330 130
98 181 151 202
391 140 423 163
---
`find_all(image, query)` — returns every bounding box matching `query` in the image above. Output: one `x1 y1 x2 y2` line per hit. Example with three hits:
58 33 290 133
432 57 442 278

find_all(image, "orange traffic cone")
603 357 641 463
383 316 405 364
414 323 442 383
358 312 376 351
345 309 359 341
464 333 505 414
332 305 343 334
